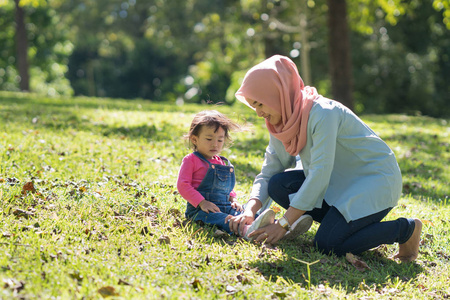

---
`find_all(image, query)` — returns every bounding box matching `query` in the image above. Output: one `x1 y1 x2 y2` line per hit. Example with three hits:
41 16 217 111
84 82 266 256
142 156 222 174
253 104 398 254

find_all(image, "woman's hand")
225 209 255 236
248 223 287 244
198 200 220 213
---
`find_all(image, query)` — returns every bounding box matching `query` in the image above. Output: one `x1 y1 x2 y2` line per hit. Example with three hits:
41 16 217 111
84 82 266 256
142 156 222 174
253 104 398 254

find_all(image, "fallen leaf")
190 278 202 289
2 232 12 238
237 274 250 284
213 229 227 238
13 209 34 219
226 285 237 295
22 181 36 194
3 278 25 292
168 208 181 217
272 290 287 297
98 286 119 298
158 235 170 245
345 253 371 272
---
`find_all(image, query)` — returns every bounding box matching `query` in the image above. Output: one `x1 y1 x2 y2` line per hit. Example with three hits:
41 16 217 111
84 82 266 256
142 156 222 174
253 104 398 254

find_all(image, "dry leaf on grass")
345 253 371 271
98 286 119 298
158 235 170 245
13 209 34 219
213 229 227 238
3 278 25 292
22 181 36 194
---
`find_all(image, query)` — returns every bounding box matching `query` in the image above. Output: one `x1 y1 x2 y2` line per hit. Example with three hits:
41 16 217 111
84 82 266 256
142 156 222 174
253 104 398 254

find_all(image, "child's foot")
394 218 422 262
280 214 313 241
244 209 275 241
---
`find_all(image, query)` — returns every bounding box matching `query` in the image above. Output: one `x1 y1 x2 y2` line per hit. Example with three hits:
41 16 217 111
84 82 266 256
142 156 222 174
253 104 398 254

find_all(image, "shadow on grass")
390 132 449 202
182 218 425 293
0 92 254 144
0 91 226 114
247 235 425 292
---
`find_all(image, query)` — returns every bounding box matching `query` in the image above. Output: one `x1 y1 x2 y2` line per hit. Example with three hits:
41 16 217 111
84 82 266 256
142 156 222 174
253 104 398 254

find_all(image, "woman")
226 55 421 262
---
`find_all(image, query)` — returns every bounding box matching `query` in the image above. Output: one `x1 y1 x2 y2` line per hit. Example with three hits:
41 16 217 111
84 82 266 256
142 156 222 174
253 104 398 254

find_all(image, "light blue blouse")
251 97 402 222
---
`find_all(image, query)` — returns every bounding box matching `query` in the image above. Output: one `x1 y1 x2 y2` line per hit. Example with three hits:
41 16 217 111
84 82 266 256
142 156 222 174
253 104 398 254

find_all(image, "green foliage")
1 0 449 116
1 92 449 299
432 0 450 29
352 0 450 117
0 0 73 95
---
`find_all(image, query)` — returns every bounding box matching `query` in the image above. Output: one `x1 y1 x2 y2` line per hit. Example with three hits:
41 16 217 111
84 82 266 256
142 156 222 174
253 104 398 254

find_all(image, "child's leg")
190 210 234 234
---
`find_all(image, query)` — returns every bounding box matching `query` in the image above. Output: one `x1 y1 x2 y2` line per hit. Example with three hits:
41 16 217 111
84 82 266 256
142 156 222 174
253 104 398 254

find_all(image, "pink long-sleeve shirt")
177 153 237 207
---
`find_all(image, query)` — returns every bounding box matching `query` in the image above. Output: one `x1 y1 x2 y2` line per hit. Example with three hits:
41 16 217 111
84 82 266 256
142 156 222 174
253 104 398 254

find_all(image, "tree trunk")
299 0 311 85
327 0 353 110
14 0 30 92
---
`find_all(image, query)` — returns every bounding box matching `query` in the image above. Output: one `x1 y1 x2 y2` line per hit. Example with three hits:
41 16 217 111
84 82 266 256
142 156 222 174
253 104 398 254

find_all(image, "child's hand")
229 196 243 212
230 200 243 212
198 199 220 213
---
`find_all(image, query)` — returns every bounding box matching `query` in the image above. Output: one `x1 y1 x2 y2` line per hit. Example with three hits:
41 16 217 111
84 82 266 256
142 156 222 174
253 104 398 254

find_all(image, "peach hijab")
235 55 319 156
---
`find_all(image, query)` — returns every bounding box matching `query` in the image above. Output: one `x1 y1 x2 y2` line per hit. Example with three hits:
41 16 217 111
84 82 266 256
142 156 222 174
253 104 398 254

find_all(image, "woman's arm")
288 105 339 212
249 135 296 210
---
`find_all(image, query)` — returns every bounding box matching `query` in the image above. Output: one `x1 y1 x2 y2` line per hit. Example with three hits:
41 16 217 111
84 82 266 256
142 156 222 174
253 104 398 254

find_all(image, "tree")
14 0 29 91
0 0 73 95
327 0 354 110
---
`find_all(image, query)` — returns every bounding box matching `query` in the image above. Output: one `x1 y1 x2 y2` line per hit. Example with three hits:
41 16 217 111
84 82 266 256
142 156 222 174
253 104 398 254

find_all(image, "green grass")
1 91 449 299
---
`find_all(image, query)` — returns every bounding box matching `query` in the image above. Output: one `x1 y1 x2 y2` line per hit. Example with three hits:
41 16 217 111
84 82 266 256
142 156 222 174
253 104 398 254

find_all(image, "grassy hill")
1 91 449 299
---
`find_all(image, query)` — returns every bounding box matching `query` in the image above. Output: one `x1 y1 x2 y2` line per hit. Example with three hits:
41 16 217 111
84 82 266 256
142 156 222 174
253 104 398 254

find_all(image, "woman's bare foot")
394 219 422 262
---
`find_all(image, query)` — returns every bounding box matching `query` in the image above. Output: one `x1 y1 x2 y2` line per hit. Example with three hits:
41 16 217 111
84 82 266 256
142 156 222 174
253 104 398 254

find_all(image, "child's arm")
177 156 206 207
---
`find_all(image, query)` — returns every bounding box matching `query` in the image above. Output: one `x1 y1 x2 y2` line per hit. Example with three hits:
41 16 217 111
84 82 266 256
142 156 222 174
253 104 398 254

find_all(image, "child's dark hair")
185 110 243 151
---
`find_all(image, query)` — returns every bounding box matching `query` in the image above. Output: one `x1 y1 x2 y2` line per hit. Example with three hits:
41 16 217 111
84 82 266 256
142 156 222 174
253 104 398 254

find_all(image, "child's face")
191 125 225 160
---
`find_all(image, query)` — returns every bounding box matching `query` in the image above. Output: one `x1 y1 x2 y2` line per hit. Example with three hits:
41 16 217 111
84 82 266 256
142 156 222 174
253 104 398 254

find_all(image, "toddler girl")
177 110 274 237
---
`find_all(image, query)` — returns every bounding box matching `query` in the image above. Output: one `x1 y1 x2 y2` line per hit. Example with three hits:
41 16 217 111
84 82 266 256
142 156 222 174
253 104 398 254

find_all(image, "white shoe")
244 209 275 241
281 214 313 241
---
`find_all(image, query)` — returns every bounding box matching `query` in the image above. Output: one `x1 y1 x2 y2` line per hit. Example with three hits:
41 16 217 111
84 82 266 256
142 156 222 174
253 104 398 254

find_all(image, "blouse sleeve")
176 155 205 207
250 135 295 209
289 108 339 211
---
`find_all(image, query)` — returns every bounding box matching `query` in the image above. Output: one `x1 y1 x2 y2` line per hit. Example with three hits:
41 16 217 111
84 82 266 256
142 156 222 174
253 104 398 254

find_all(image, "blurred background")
1 0 449 117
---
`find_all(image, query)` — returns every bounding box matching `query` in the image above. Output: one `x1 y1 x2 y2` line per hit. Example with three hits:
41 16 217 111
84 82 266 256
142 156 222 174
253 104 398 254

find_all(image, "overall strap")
219 156 231 166
193 152 212 165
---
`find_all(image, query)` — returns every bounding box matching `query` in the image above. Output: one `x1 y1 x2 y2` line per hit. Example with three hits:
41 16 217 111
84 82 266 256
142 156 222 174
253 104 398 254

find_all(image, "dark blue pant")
268 170 415 256
186 202 241 234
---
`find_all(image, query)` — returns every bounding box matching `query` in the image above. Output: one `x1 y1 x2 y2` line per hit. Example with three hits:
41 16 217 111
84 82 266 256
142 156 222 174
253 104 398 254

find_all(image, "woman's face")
247 99 282 126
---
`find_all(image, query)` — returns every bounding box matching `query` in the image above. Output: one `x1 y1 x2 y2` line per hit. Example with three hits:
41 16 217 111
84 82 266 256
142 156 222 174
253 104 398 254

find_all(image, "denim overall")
185 152 242 234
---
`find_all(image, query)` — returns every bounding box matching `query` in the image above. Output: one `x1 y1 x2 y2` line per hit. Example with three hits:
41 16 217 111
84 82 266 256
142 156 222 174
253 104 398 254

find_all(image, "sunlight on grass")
1 92 449 299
